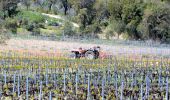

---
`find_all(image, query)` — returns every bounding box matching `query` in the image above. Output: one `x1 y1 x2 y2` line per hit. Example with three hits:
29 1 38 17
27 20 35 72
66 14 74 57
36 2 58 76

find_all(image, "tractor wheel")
94 51 100 59
85 51 95 60
70 52 77 59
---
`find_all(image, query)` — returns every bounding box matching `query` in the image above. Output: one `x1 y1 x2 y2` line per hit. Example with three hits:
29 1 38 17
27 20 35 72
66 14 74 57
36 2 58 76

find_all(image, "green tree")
0 0 19 43
46 0 57 12
33 0 46 10
107 0 123 20
139 2 170 42
4 18 18 34
0 0 20 18
123 1 145 39
61 0 69 15
21 0 31 10
78 8 88 30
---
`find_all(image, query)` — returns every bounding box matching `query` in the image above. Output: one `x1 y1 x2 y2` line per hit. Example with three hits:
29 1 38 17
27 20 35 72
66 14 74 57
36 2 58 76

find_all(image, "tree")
139 2 170 42
46 0 57 12
78 8 88 30
0 0 19 18
33 0 46 9
21 0 31 10
61 0 69 15
107 0 123 20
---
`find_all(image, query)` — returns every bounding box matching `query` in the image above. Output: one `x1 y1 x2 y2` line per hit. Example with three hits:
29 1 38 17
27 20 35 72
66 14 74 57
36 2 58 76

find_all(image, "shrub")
32 28 40 36
111 20 126 39
25 22 41 36
0 11 4 19
63 21 76 36
0 21 10 44
26 22 34 32
104 23 115 39
0 29 10 44
4 18 18 34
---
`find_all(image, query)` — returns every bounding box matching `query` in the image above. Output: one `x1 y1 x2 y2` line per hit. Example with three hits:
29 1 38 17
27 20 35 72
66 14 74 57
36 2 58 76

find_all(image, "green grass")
16 10 46 23
15 10 65 36
17 28 30 34
40 28 62 36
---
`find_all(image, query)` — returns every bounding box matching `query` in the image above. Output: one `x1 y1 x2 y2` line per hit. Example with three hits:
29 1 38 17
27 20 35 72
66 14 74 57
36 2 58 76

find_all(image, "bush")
126 20 141 39
63 21 76 36
26 23 34 32
0 29 10 43
104 23 115 39
0 21 10 44
25 22 41 36
32 28 40 36
0 11 4 19
4 18 18 34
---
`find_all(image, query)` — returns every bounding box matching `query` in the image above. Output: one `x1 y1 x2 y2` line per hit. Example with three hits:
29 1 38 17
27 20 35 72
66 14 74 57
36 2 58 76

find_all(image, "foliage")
25 22 42 36
63 21 76 36
139 4 170 43
0 29 7 44
4 18 18 34
104 19 126 39
123 1 145 39
104 23 115 39
0 0 19 18
17 11 45 23
15 11 46 35
21 0 31 10
0 11 4 18
0 0 21 43
1 0 170 42
0 21 10 43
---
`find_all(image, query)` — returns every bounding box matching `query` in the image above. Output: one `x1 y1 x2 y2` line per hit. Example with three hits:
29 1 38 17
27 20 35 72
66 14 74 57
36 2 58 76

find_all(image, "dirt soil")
0 38 170 59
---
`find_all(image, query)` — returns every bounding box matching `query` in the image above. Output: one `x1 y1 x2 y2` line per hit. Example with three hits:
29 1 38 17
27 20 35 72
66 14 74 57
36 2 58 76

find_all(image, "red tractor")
70 46 100 59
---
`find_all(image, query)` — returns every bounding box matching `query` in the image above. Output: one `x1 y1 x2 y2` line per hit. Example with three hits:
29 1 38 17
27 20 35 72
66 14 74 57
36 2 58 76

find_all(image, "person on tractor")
92 46 100 59
78 47 84 54
78 47 86 57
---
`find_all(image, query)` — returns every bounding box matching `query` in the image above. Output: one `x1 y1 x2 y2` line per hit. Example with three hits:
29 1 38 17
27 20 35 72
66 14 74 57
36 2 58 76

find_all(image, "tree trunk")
62 0 68 15
26 6 29 10
64 7 67 15
83 15 86 29
48 4 52 12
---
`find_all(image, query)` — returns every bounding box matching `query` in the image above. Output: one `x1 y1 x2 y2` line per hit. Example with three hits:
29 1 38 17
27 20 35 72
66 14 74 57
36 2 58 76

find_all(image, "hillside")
0 0 170 43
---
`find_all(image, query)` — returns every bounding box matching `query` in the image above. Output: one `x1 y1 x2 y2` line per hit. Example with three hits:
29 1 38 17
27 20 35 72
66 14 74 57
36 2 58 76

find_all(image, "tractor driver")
78 47 85 54
78 47 86 57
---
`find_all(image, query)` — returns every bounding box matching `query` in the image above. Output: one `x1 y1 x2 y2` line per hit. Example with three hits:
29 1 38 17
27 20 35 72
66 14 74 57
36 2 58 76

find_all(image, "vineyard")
0 0 170 99
0 48 170 100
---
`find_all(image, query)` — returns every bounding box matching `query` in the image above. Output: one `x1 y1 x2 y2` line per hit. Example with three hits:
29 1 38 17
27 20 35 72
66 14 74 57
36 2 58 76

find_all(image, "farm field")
1 38 170 58
0 37 170 100
0 0 170 99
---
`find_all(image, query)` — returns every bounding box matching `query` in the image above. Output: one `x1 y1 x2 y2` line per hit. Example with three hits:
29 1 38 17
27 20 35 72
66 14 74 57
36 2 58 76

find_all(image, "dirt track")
0 38 170 58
